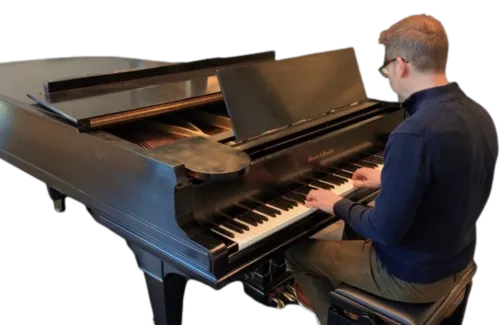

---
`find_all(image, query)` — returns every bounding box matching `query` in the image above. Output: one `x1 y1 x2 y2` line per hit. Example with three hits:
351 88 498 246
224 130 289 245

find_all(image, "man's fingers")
306 190 316 201
352 169 365 180
353 180 364 187
305 200 317 208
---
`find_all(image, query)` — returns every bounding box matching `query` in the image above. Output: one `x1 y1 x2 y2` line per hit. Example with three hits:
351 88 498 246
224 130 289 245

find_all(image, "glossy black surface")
28 73 221 124
148 136 251 181
193 107 400 220
28 51 275 128
44 51 275 94
0 81 401 281
0 56 167 104
0 53 403 325
0 53 402 288
217 47 367 140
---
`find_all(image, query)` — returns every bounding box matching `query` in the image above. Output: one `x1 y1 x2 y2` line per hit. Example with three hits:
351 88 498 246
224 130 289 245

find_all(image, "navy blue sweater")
334 82 498 283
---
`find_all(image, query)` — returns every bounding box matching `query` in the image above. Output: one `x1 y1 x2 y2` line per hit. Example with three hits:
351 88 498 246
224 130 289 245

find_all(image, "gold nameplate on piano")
88 93 224 128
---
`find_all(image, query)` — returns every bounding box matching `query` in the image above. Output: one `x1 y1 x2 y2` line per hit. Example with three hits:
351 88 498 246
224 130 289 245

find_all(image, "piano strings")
106 107 232 149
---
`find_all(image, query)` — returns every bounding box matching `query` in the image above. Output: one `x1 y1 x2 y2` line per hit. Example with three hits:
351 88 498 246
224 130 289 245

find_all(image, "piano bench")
327 262 476 325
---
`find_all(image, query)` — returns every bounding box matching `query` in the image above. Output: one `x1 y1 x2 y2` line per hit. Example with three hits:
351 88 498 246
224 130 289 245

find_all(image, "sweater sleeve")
333 133 428 245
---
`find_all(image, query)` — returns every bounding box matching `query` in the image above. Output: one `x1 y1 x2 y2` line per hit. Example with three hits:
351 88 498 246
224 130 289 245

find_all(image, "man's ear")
396 57 409 78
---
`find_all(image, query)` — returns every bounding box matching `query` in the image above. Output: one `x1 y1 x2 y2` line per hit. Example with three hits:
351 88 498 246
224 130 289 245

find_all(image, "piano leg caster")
46 186 64 214
53 199 65 212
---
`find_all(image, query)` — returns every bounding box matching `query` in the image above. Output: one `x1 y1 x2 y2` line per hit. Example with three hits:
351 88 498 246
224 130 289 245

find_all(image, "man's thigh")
285 238 380 294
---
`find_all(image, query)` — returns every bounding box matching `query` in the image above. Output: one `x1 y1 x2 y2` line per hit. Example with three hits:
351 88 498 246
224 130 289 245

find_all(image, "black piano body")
0 48 404 324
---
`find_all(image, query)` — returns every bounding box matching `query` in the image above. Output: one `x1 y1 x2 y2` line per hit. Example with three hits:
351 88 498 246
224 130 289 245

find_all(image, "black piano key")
356 160 378 168
267 198 291 211
271 197 298 209
239 200 280 216
309 180 334 189
292 176 312 186
267 199 292 211
243 211 268 222
290 190 307 199
361 156 380 164
222 204 249 218
237 213 259 226
339 163 358 172
273 180 303 193
240 199 260 210
213 225 235 238
322 174 346 184
223 221 245 234
319 173 343 185
243 211 269 224
227 219 250 230
209 213 229 225
373 151 385 158
331 169 352 178
284 192 306 204
283 197 299 207
295 185 315 195
370 155 384 164
255 205 280 217
303 170 329 179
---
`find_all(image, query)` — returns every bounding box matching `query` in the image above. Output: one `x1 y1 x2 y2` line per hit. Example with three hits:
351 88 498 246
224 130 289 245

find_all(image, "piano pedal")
281 291 296 303
269 294 285 309
286 284 295 295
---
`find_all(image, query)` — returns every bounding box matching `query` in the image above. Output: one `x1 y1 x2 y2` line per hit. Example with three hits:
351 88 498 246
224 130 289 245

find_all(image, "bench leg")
441 282 473 325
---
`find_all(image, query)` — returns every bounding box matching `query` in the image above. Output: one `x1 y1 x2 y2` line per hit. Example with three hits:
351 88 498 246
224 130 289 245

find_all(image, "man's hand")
352 167 382 188
305 189 343 214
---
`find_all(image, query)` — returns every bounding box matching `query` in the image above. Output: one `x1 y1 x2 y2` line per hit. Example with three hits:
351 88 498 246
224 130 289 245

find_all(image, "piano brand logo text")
308 149 335 162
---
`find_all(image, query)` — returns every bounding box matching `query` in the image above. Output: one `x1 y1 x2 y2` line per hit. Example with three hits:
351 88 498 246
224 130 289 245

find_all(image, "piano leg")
144 272 187 325
127 242 188 325
47 185 66 212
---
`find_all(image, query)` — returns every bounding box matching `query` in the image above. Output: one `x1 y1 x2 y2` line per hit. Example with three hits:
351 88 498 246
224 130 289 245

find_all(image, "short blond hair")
379 14 448 72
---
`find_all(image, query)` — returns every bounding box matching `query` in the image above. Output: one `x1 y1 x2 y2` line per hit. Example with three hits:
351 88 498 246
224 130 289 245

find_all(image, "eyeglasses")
379 57 408 78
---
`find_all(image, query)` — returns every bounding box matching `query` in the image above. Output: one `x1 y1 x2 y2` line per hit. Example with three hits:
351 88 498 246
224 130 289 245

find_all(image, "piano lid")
216 47 368 141
28 73 223 130
26 51 275 131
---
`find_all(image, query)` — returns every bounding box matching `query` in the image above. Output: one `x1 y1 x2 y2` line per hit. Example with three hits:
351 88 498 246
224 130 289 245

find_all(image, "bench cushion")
330 263 476 325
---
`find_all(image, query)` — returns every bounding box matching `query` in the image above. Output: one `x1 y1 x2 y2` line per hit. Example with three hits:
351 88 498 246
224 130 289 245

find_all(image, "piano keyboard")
209 150 384 251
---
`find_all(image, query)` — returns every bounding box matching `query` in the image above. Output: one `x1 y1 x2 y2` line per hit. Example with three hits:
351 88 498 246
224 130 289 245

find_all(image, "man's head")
379 14 449 100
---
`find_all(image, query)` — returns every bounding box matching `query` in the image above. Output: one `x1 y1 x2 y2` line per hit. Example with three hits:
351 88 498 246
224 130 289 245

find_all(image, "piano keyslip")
210 152 384 251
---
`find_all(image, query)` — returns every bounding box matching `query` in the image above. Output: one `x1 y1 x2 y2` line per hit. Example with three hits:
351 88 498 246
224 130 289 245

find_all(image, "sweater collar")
402 82 463 115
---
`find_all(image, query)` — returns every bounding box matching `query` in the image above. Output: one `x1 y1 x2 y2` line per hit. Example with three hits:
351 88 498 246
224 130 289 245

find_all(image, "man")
285 14 498 325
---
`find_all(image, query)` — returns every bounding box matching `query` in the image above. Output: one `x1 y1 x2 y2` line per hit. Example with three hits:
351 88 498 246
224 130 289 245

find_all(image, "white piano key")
210 160 384 252
211 190 354 251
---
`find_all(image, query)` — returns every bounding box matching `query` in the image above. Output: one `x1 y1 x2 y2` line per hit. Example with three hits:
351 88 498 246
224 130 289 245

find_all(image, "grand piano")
0 48 404 324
